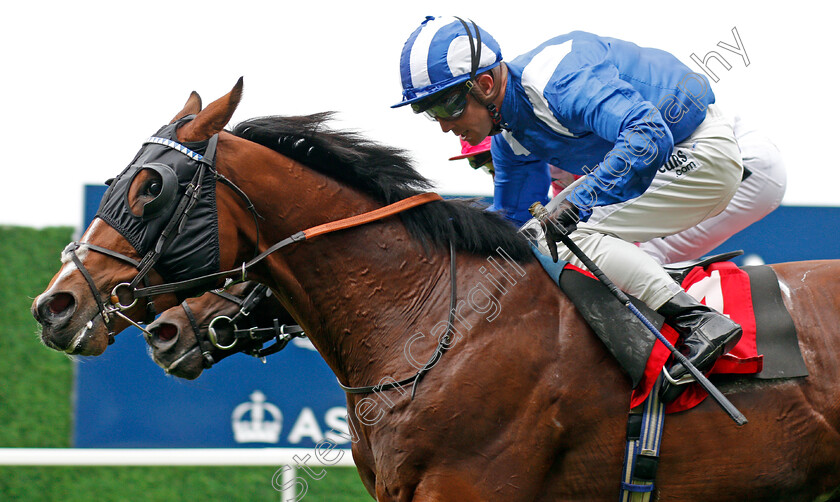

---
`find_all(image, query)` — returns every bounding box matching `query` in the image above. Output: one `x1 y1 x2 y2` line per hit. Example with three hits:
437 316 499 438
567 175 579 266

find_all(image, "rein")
73 131 453 397
131 191 443 299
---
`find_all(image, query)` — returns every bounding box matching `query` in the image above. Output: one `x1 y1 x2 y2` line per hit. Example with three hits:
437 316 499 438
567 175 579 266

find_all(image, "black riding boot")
657 291 743 403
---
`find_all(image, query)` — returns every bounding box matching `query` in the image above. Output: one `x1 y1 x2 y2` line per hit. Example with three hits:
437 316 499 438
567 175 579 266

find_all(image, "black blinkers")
131 163 179 219
94 118 221 285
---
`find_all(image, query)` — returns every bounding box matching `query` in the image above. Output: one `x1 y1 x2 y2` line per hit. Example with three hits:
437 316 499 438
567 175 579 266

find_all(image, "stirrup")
661 366 695 386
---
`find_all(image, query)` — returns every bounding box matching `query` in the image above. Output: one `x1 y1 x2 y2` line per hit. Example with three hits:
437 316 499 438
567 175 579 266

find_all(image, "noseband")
180 283 305 368
63 241 156 344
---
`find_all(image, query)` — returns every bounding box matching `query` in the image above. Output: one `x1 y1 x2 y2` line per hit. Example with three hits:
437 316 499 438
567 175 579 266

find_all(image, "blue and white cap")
392 16 503 108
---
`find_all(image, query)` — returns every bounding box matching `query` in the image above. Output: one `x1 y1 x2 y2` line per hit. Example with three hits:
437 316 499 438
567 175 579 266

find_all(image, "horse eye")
146 181 162 197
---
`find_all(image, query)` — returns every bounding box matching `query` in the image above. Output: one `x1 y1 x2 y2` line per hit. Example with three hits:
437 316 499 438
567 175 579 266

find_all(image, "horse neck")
217 138 456 386
289 225 455 386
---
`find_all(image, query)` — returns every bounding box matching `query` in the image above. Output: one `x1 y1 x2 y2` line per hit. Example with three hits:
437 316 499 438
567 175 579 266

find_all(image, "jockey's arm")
489 137 551 226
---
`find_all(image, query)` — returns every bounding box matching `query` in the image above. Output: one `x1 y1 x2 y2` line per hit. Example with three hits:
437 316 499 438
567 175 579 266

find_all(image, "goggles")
412 83 472 121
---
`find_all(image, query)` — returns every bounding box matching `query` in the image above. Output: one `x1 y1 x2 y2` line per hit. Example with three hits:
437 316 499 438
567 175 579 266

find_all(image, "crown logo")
232 390 282 443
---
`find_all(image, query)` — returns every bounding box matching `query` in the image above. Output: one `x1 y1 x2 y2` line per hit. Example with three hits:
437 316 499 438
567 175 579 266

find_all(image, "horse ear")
169 91 203 124
177 77 244 142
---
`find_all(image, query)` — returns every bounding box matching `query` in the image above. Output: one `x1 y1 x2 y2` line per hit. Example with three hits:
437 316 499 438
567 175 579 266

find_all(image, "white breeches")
546 104 745 309
637 115 786 264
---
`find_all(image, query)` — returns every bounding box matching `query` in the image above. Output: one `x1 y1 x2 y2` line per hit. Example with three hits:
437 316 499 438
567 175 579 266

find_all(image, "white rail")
0 447 354 466
0 448 357 502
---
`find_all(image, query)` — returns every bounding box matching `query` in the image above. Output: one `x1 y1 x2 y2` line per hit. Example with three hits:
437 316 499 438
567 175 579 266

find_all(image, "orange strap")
303 192 444 240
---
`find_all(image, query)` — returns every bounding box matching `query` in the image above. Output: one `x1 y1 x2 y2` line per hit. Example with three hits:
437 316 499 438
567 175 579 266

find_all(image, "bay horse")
32 79 840 501
146 280 304 380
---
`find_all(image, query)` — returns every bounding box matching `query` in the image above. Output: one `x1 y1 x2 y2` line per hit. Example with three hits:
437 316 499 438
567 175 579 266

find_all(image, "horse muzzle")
32 291 109 356
146 317 208 380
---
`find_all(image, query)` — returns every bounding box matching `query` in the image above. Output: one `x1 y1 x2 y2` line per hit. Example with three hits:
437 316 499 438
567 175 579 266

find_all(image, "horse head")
32 79 248 355
31 75 537 397
146 281 300 379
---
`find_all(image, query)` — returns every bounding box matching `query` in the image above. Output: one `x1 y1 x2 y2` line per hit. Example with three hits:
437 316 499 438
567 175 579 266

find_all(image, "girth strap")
620 375 666 501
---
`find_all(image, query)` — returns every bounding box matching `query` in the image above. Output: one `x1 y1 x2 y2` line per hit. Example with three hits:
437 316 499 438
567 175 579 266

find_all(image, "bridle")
69 124 457 398
64 131 260 343
180 283 306 368
64 240 157 344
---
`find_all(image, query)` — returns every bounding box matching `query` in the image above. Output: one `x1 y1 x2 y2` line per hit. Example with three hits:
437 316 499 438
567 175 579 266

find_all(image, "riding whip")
529 201 747 426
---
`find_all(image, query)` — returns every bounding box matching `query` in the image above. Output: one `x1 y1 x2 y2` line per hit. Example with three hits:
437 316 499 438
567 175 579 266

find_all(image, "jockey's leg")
638 114 787 265
555 230 743 403
560 104 745 402
655 291 742 402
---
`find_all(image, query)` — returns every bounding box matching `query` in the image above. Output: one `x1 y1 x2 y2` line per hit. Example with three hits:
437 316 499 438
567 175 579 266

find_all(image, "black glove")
540 199 579 263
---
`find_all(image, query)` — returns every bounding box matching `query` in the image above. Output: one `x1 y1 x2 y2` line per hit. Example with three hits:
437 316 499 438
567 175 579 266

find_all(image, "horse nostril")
153 323 179 342
36 293 76 325
49 293 74 315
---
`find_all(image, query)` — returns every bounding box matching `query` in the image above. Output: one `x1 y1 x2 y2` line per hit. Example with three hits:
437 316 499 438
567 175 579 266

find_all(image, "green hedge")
0 226 371 501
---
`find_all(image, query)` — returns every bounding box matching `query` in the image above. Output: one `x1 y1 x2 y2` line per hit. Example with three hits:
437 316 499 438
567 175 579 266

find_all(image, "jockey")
449 137 495 176
394 16 745 402
451 126 787 266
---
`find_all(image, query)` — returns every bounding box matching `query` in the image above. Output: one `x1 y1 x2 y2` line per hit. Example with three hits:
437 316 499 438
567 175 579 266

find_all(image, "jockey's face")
434 72 499 146
435 91 494 146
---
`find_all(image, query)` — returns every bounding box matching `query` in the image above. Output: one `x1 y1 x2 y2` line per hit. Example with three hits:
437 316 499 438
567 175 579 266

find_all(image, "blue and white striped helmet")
392 16 503 108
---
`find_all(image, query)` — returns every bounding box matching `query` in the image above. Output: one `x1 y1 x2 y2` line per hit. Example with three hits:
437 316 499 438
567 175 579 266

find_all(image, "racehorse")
146 280 304 380
32 79 840 501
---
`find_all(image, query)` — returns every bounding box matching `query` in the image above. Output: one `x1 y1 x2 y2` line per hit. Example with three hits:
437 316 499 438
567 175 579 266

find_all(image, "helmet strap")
455 17 505 133
454 17 482 82
467 68 507 134
486 102 504 133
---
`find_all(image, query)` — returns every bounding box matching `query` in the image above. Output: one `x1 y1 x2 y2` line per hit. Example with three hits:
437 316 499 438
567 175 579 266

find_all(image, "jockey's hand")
541 199 579 263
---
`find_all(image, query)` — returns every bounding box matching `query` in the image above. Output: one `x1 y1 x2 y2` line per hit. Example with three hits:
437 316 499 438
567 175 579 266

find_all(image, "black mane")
231 113 534 262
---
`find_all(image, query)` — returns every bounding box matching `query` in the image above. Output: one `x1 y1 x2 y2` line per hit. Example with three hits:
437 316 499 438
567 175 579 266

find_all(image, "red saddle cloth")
629 261 762 413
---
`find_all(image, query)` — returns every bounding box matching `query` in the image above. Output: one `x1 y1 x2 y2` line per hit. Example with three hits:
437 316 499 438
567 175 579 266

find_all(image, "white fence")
0 448 356 502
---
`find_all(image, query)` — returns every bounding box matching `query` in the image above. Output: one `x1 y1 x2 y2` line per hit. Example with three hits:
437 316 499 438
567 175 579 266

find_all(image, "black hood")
95 118 220 284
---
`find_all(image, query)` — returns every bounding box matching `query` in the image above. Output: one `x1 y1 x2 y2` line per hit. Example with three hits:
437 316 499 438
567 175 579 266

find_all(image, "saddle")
662 250 745 284
530 244 811 498
533 247 809 406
